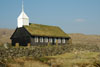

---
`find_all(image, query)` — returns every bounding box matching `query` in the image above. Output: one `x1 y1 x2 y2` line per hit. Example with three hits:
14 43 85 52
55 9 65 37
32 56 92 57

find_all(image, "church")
10 2 71 46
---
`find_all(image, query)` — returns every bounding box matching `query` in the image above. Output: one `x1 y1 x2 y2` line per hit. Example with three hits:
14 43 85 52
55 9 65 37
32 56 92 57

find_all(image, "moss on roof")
24 23 69 38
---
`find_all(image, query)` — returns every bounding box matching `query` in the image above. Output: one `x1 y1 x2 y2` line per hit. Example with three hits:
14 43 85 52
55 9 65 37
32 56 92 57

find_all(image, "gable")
24 23 69 38
10 27 31 39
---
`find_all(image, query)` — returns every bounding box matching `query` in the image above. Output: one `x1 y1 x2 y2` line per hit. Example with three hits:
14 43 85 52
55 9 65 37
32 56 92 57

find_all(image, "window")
54 38 57 43
49 38 52 43
58 39 61 43
45 38 48 43
62 39 66 43
35 37 38 43
40 37 43 42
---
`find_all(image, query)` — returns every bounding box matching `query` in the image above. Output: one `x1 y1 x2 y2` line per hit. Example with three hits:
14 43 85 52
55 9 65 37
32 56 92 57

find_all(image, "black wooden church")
10 2 71 46
11 24 71 46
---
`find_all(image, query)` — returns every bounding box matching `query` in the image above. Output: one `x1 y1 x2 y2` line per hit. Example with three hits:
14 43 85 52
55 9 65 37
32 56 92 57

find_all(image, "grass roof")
24 23 69 38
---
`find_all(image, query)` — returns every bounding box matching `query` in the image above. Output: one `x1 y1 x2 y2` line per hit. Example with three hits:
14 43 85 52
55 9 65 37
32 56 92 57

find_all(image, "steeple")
22 0 24 12
17 0 29 28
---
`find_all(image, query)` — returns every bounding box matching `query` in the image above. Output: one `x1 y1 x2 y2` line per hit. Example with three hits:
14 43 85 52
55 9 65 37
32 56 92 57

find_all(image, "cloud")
75 18 85 22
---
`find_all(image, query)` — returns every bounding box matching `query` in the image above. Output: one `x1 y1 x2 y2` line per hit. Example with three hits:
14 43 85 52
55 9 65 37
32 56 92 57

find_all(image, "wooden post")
16 43 19 48
48 42 50 46
27 43 31 48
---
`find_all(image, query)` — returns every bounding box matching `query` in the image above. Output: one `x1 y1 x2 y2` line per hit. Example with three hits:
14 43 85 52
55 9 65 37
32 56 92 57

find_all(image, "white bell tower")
17 0 29 28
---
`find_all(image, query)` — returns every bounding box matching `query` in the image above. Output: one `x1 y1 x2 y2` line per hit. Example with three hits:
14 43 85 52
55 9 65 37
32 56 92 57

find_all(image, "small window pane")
54 38 57 43
58 39 61 43
40 37 43 42
49 38 52 43
62 39 66 43
35 37 38 43
45 38 48 43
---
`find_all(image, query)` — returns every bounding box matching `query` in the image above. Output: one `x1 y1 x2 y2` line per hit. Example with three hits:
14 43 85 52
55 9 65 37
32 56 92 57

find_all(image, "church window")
35 37 38 43
40 37 43 43
49 38 52 43
54 38 57 43
45 38 48 43
62 39 66 43
58 39 61 43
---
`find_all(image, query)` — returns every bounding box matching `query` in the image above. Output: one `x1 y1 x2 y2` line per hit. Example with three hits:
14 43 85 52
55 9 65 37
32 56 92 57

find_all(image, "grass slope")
41 51 100 67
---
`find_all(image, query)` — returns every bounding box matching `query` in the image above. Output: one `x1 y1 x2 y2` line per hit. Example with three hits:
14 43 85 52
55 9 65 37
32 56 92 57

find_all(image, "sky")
0 0 100 35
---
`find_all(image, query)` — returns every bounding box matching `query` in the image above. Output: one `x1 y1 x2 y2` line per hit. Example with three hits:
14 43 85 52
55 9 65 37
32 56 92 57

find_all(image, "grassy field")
4 57 48 67
3 51 100 67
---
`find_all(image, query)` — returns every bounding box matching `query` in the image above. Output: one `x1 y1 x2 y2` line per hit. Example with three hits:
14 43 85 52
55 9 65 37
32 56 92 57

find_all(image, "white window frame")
40 37 43 43
45 38 48 43
49 38 52 43
62 39 66 43
35 37 38 43
58 38 61 43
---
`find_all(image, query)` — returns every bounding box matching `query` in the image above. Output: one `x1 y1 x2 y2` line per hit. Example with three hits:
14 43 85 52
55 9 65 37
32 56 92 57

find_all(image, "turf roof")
24 23 69 38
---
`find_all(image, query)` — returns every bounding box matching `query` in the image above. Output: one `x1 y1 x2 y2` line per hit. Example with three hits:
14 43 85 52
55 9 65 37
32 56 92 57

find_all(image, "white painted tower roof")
17 0 29 28
18 11 29 19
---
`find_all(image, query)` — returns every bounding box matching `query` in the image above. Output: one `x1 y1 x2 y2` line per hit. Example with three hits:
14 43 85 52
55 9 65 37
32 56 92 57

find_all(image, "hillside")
69 33 100 45
0 29 14 45
0 28 100 45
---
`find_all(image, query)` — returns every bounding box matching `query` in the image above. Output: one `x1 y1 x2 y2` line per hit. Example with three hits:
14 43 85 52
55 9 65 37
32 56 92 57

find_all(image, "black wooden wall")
11 27 31 46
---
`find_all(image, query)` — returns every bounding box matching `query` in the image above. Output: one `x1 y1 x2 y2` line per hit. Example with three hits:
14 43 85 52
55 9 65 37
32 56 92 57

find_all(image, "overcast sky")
0 0 100 35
